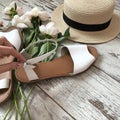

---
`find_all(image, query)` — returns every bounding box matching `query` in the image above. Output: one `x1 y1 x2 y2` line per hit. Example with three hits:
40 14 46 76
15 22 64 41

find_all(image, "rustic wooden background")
0 0 120 120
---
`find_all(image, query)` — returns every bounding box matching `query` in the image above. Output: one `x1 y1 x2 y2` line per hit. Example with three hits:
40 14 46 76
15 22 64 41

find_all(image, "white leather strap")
0 29 21 50
21 39 58 81
0 29 20 89
61 42 95 75
23 63 38 81
0 78 9 89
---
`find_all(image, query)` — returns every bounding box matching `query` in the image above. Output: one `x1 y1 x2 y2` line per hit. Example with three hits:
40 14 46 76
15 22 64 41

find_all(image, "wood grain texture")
0 85 74 120
0 0 120 120
37 66 120 120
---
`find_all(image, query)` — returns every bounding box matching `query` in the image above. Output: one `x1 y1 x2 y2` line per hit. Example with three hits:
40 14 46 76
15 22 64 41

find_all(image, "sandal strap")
0 29 21 50
0 78 9 89
20 39 58 81
61 42 95 75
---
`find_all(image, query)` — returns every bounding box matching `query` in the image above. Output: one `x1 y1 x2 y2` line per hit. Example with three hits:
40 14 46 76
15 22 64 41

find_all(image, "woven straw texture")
51 0 120 44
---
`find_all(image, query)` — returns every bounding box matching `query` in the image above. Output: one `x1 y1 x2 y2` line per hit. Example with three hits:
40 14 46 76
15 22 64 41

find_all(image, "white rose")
46 22 59 36
28 7 49 21
39 11 50 21
12 15 22 26
12 15 29 28
39 25 46 34
39 22 59 37
30 7 40 17
16 23 28 28
22 11 32 20
23 17 32 27
17 7 24 16
19 13 32 27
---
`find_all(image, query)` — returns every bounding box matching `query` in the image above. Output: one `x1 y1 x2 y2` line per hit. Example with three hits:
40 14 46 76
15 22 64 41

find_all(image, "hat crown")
64 0 115 24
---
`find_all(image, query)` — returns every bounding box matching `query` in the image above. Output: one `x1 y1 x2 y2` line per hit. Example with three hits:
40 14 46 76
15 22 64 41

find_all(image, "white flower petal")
39 22 59 36
46 22 55 29
39 25 46 34
16 23 28 28
3 7 11 15
24 18 33 27
17 7 24 16
9 1 16 8
49 27 59 36
31 7 40 17
45 22 59 36
19 14 32 27
20 12 31 21
11 15 22 26
39 11 50 21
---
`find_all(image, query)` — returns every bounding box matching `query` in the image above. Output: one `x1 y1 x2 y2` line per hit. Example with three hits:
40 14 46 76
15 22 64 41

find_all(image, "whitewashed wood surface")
0 0 120 120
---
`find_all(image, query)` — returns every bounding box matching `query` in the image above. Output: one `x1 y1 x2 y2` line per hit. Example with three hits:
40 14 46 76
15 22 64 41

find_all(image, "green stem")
13 81 23 119
19 85 34 120
32 29 38 42
18 85 25 120
13 89 21 116
3 101 14 120
24 85 35 120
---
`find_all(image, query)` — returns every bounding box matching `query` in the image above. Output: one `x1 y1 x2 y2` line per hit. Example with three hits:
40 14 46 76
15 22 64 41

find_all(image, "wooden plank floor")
0 0 120 120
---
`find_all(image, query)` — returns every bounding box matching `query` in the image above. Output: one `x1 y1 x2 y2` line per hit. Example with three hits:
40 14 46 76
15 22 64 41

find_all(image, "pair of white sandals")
0 27 98 103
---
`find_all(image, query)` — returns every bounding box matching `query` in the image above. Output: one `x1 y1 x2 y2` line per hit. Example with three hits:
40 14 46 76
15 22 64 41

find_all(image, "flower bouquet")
2 1 70 60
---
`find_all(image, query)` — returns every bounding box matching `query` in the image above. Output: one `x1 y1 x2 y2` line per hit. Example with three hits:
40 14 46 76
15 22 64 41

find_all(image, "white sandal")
0 26 22 103
15 40 98 83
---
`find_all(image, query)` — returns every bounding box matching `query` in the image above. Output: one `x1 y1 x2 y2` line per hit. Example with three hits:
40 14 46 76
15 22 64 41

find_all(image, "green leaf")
47 52 56 61
39 34 52 40
39 42 48 55
23 28 35 47
47 43 56 61
9 6 17 19
63 27 70 38
31 17 41 29
27 46 39 57
15 3 17 11
34 42 43 57
39 42 56 61
57 27 70 42
45 34 52 39
57 36 66 42
39 34 46 40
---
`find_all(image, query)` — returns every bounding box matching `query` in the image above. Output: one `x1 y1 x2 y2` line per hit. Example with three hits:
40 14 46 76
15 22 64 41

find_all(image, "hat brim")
51 4 120 44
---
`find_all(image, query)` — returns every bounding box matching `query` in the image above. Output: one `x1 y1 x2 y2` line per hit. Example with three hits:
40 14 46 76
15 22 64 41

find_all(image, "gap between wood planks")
36 83 76 120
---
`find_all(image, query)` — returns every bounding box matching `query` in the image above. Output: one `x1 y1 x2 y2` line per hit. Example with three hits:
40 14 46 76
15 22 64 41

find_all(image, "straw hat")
51 0 120 43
